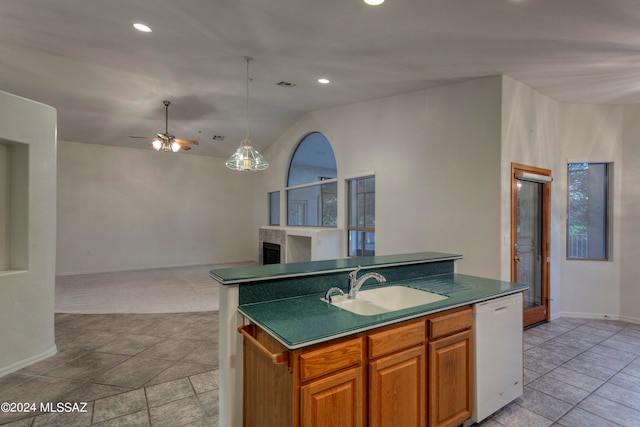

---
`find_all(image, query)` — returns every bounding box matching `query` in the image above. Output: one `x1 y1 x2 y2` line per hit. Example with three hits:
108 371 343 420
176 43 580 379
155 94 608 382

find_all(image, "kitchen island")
211 252 527 427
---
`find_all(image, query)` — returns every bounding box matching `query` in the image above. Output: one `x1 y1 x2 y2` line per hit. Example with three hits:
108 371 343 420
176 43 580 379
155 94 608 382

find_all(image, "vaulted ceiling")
2 0 639 156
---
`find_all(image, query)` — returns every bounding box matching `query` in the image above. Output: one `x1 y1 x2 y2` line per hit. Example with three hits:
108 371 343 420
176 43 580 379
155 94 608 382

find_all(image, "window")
347 176 375 257
268 191 280 225
286 133 338 227
567 162 612 260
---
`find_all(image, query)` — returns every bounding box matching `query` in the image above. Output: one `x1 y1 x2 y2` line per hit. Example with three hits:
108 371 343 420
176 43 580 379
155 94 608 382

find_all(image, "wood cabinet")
428 310 473 427
301 366 364 427
241 306 472 427
368 320 426 427
299 337 365 427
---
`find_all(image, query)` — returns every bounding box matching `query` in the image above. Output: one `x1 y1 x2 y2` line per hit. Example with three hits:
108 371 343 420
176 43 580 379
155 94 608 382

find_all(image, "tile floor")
0 314 639 426
478 317 640 427
0 312 219 426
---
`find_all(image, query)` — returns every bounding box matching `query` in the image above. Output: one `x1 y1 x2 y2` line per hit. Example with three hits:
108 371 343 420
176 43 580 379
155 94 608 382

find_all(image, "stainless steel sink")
324 285 448 316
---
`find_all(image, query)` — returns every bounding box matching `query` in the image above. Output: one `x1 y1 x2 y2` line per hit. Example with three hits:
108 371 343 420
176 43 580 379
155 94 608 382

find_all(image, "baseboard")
0 345 57 378
553 311 640 325
618 314 640 325
552 311 610 321
56 260 256 277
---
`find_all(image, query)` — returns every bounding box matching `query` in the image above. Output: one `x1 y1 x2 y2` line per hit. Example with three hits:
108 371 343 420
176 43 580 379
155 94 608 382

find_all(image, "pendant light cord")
244 56 252 140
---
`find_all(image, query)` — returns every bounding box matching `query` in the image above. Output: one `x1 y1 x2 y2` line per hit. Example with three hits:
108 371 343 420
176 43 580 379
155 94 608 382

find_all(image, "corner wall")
0 91 57 375
621 106 640 322
555 103 624 320
256 77 503 279
501 76 627 321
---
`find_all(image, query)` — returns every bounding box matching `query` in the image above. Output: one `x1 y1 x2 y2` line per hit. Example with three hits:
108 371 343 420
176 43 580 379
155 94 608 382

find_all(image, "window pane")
321 181 337 227
287 133 337 187
365 193 375 228
347 175 375 257
269 191 280 226
287 183 337 227
567 162 610 260
348 180 358 227
348 230 376 257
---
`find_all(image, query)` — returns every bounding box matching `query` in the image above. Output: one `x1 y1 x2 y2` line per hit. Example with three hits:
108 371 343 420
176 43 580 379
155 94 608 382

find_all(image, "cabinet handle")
238 325 290 366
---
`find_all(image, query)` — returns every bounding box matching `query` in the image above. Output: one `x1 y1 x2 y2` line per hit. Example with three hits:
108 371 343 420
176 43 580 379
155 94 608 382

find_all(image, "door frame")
510 163 552 327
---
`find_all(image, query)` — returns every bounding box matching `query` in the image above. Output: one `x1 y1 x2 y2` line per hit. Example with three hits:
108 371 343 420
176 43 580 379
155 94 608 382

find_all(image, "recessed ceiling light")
133 23 152 33
364 0 384 5
318 78 330 84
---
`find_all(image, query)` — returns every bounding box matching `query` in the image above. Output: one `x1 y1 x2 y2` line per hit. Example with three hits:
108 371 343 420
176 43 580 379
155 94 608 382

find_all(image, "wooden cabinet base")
242 306 476 427
369 345 425 427
301 367 364 427
428 330 472 427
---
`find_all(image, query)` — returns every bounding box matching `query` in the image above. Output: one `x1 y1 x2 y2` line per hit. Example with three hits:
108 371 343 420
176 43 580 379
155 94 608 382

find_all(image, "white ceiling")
2 0 640 157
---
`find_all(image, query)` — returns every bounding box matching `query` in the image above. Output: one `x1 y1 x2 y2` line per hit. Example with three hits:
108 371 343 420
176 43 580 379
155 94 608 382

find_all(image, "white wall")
0 91 57 375
501 77 630 321
555 104 624 319
255 77 503 279
0 145 7 269
621 106 640 322
501 77 560 314
57 141 256 275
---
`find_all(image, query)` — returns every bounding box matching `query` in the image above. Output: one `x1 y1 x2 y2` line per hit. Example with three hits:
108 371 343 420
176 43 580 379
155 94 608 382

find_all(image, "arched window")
286 133 337 227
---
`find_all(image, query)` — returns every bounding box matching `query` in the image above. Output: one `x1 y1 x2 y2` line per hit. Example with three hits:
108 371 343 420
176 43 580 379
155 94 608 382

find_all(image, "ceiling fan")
129 100 199 152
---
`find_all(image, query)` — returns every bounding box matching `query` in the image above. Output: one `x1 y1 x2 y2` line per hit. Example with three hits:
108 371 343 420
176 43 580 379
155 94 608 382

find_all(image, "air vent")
212 135 225 141
276 81 296 88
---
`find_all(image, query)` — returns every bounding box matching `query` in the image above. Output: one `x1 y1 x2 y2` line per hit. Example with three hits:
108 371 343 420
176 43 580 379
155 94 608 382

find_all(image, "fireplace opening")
263 242 281 265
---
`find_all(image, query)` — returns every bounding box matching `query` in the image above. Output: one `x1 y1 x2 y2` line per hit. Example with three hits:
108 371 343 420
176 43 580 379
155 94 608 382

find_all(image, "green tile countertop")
210 252 462 284
238 273 527 350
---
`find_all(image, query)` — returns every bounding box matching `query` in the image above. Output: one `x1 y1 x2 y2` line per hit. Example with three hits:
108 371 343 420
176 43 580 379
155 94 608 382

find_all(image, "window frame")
285 180 338 227
347 175 375 257
284 132 338 228
566 161 612 261
268 191 280 226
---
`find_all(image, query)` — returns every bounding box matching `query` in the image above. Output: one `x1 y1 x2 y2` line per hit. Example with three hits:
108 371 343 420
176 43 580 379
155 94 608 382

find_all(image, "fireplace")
263 242 282 265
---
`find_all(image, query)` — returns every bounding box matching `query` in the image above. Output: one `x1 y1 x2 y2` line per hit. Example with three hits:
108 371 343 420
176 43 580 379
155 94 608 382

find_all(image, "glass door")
511 163 551 327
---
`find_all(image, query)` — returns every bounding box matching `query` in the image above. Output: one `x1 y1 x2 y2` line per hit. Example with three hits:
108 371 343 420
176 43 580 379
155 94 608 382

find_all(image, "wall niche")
0 140 28 271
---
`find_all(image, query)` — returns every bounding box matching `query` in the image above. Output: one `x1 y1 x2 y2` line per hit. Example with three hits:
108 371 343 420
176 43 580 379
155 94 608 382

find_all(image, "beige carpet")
55 263 254 314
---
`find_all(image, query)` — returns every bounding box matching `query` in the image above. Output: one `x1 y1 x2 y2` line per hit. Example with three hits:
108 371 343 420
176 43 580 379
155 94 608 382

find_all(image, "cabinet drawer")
429 308 472 339
368 321 425 359
299 337 363 382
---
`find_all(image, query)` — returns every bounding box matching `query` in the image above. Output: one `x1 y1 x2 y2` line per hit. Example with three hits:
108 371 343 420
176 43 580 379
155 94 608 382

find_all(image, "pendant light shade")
225 138 269 171
226 56 269 172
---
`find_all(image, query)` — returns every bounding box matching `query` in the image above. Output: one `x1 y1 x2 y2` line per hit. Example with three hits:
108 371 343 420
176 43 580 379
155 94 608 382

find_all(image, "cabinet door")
428 330 472 427
300 367 364 427
369 345 426 427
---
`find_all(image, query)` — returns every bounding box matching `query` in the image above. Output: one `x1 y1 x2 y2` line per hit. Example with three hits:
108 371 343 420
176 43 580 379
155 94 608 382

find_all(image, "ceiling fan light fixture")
130 100 198 153
364 0 384 5
226 56 269 172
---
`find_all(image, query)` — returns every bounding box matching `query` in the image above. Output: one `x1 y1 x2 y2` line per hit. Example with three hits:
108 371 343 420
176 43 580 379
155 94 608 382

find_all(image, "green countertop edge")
238 273 528 350
210 251 463 284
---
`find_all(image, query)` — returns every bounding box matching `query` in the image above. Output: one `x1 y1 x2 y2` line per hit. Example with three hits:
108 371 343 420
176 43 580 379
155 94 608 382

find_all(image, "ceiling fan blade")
178 144 191 151
174 138 199 145
129 135 156 140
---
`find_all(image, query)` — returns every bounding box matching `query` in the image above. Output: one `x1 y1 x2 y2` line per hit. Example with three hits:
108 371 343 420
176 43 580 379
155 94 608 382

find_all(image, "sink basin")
324 286 448 316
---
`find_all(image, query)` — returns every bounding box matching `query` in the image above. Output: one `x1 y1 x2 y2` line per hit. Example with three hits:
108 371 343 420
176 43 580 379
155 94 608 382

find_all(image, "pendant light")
225 56 269 172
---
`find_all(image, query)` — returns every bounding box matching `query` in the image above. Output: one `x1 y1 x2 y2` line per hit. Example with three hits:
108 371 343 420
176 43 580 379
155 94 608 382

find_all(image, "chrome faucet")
324 287 345 303
348 266 386 299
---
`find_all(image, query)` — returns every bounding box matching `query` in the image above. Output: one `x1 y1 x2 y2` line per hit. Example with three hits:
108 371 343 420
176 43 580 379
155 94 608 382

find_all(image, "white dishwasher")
472 293 523 423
